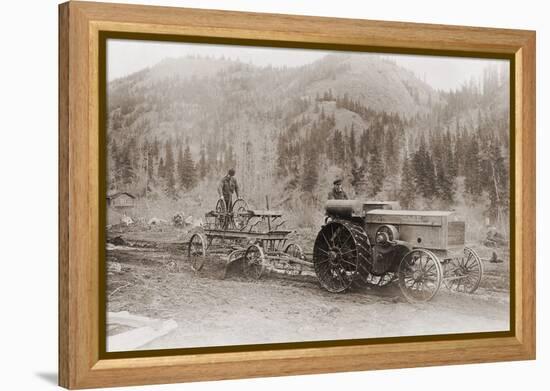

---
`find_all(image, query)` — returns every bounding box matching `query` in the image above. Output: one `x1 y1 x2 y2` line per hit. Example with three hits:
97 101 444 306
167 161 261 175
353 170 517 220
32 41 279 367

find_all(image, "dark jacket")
328 187 348 200
218 175 239 197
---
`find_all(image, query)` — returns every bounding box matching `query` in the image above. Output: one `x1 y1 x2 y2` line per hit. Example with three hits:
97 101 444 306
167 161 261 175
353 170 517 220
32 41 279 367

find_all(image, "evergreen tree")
127 137 138 170
425 154 437 197
366 152 384 197
176 147 184 188
164 141 176 197
206 138 218 173
486 142 508 225
435 158 454 205
398 154 416 208
349 125 356 157
301 145 319 193
358 130 368 161
351 159 366 196
120 142 135 186
158 157 165 179
411 137 437 199
275 132 288 178
146 144 154 182
412 137 428 197
332 129 345 167
110 141 121 187
464 137 482 196
180 144 197 190
151 138 160 160
198 143 208 179
384 126 398 173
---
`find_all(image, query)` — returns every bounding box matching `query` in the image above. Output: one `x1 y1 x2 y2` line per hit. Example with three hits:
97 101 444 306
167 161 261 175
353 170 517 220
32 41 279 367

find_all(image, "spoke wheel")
398 249 442 302
231 198 249 230
443 247 484 293
188 233 206 272
284 243 304 259
215 199 228 229
243 244 265 279
313 221 370 293
284 243 305 274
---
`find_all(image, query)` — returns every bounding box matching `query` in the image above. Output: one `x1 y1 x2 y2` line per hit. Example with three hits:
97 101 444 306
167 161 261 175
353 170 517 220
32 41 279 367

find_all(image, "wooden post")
265 195 271 232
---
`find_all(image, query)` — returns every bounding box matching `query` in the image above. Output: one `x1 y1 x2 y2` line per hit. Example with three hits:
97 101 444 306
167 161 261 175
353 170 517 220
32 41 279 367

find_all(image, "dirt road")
106 242 510 351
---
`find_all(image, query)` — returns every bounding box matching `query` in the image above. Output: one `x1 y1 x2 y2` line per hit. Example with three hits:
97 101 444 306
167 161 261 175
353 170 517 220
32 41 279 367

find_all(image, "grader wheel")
443 247 484 293
283 243 305 274
243 244 265 280
284 243 304 259
312 221 371 293
398 249 443 302
188 233 207 272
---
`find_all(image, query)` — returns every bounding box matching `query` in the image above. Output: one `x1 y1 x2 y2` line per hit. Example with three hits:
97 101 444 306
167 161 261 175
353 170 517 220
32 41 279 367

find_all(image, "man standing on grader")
217 168 240 211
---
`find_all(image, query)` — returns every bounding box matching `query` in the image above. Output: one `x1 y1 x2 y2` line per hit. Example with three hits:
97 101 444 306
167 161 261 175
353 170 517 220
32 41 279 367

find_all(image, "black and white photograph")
104 39 511 352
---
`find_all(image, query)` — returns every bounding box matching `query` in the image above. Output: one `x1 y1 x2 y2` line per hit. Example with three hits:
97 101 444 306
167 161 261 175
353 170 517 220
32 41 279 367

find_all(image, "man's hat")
228 168 236 176
333 178 343 185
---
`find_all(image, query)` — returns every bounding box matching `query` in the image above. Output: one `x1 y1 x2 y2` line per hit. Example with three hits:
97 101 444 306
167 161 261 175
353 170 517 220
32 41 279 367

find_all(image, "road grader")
188 198 483 303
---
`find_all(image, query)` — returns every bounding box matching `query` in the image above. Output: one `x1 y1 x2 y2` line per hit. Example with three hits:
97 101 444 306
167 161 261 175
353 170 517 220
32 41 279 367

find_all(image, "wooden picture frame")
59 1 536 389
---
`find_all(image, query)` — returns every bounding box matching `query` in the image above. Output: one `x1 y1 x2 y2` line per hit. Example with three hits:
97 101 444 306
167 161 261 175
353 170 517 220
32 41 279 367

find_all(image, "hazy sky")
107 39 507 91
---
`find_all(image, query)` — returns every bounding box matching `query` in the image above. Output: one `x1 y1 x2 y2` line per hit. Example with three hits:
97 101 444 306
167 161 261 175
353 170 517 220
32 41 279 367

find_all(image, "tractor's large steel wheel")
443 247 484 293
231 198 249 230
188 233 207 272
313 221 371 293
214 199 228 229
398 249 442 302
243 244 265 280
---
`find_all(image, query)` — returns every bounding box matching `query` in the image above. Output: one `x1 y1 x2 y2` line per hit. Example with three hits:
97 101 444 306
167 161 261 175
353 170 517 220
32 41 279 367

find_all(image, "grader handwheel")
443 247 484 293
231 198 249 230
214 199 228 229
398 249 443 302
312 221 371 293
188 233 207 272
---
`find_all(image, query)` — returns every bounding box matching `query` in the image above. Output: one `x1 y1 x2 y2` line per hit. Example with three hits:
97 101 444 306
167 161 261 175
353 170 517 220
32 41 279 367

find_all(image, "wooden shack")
107 192 136 210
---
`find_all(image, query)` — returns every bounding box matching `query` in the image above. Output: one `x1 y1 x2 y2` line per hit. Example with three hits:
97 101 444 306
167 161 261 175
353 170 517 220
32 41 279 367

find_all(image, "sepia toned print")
105 40 510 352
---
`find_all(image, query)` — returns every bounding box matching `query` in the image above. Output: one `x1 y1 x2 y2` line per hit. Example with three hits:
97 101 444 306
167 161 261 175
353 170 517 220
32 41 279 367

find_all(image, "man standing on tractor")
217 168 240 211
328 178 348 200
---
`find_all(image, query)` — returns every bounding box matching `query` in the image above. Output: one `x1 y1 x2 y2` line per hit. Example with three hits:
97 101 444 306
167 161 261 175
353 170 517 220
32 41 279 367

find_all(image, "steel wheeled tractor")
313 200 484 302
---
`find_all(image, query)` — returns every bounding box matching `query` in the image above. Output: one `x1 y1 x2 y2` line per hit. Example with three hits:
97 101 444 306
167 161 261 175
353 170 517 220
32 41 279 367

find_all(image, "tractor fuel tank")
325 199 399 218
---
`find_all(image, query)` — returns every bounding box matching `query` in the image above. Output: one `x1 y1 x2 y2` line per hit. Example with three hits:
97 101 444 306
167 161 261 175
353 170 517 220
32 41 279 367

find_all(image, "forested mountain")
107 53 510 233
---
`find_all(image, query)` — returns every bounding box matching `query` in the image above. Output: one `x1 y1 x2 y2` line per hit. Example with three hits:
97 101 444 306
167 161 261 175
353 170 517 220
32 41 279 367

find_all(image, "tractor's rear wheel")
313 221 371 293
